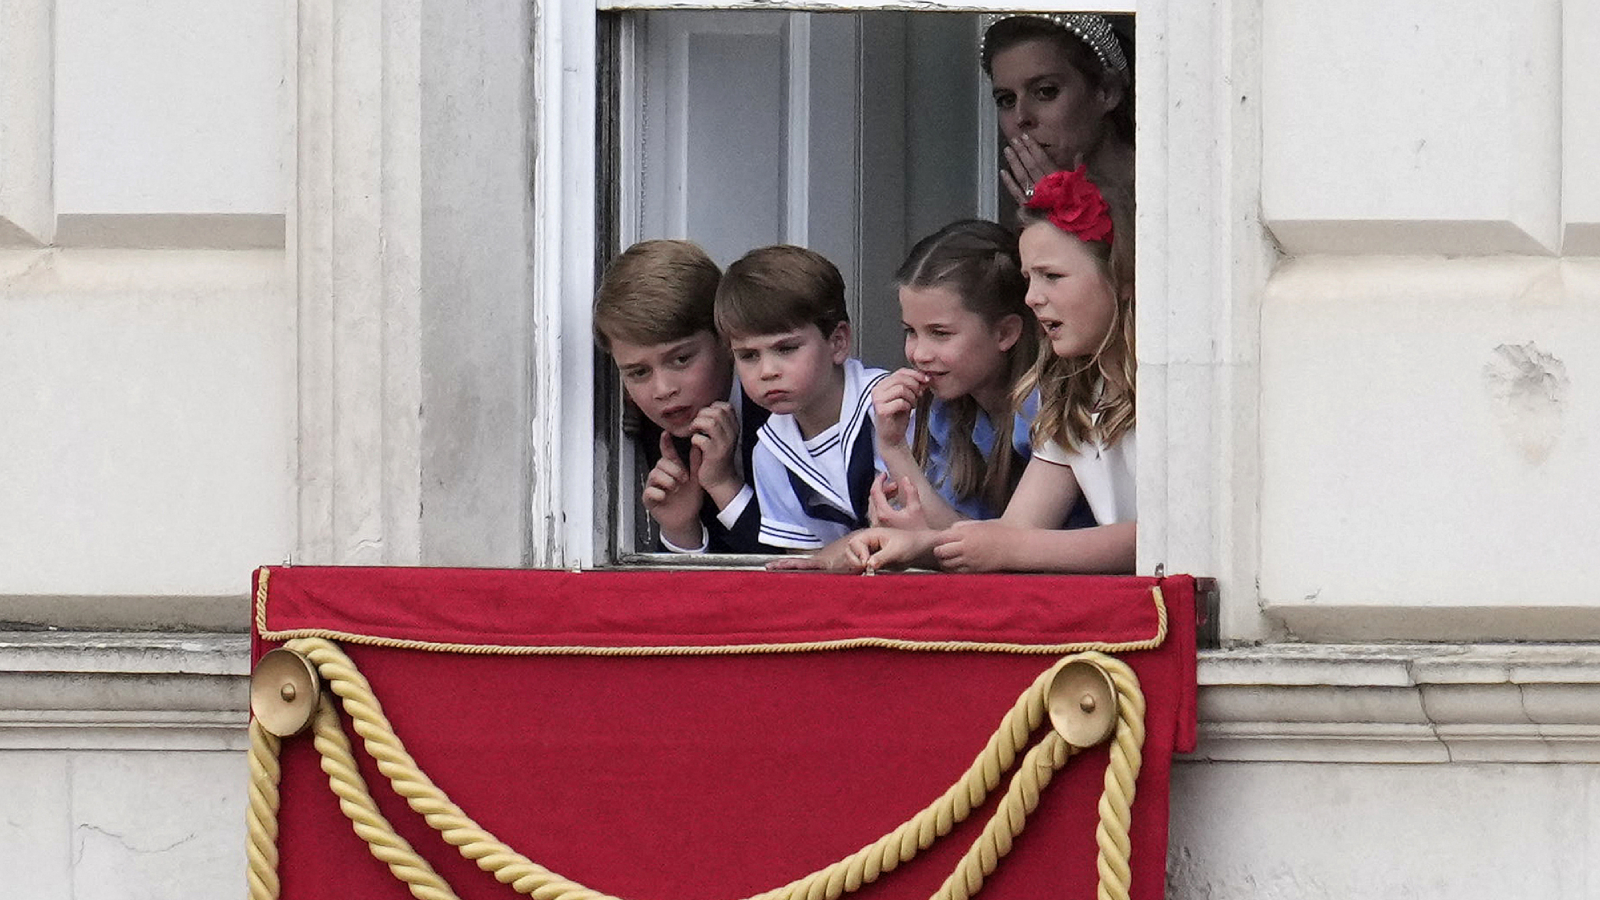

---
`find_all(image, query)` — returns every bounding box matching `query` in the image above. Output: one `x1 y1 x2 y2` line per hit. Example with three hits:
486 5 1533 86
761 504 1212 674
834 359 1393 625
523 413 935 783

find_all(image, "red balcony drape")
253 567 1197 900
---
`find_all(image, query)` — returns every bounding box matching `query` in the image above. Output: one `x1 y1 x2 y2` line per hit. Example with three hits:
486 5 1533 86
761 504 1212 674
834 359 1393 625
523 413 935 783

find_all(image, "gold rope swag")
246 639 1146 900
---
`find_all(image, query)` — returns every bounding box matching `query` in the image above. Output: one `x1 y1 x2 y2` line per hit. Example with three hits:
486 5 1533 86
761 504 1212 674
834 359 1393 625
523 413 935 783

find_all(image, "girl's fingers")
874 370 927 418
891 367 928 387
885 384 922 414
876 380 916 406
868 482 894 525
898 476 921 510
843 540 867 567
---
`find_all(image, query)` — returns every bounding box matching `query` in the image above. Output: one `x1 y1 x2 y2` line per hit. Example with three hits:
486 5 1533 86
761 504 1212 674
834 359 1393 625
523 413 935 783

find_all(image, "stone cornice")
1194 643 1600 763
6 635 1600 762
0 632 248 750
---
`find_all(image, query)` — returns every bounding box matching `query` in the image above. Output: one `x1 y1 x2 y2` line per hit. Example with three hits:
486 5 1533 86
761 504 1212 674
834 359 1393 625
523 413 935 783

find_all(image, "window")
600 8 1009 560
533 0 1265 638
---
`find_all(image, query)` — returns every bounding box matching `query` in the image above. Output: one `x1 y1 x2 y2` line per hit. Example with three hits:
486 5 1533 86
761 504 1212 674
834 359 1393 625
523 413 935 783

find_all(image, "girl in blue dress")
870 219 1040 527
851 166 1135 573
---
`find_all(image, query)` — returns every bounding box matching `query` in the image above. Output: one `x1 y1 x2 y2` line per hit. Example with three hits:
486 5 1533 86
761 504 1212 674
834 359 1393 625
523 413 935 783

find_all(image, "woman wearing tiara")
982 13 1134 208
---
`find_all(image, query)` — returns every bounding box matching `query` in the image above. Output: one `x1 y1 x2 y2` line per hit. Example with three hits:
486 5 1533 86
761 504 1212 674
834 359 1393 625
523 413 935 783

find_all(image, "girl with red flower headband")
845 166 1135 574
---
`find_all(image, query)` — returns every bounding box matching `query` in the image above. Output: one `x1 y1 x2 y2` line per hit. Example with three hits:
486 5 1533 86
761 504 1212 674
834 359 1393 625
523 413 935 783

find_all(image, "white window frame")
533 0 1271 639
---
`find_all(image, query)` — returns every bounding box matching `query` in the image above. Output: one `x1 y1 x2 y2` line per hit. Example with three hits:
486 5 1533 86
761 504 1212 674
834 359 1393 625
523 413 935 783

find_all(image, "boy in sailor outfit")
713 245 890 551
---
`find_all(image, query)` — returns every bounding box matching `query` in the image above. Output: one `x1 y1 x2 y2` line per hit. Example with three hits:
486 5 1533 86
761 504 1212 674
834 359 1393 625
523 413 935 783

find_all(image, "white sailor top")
747 358 890 550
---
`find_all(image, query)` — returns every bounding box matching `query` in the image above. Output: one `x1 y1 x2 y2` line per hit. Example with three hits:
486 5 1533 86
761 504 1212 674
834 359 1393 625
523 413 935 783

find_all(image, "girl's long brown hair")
1016 174 1135 454
896 220 1038 514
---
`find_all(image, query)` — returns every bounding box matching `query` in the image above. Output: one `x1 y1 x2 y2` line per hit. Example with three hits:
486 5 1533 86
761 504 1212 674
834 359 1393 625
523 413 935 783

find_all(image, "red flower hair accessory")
1024 166 1113 244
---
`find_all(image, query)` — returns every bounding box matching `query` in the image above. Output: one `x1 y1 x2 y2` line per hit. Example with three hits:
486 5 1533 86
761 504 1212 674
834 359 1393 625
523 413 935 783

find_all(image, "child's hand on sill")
931 520 1018 573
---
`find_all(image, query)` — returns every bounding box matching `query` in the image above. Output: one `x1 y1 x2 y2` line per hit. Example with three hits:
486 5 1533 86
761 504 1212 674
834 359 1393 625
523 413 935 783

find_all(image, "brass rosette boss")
250 647 322 737
1046 658 1119 748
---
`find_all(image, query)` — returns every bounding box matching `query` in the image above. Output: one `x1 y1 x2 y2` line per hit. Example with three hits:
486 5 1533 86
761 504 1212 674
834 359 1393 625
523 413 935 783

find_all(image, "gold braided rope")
247 640 1147 900
1096 664 1145 900
245 720 282 900
252 567 1168 658
931 731 1070 900
254 567 270 636
309 697 459 900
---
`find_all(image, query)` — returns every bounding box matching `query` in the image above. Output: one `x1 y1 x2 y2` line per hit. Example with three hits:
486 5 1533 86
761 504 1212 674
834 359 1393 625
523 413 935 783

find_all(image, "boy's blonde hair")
1016 175 1136 453
593 240 721 351
714 245 847 339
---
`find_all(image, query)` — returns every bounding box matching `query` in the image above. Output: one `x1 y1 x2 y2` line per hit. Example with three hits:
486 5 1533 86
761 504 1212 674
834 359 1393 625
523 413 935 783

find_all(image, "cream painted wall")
1169 760 1600 898
0 252 294 600
0 0 292 624
1257 0 1600 640
54 0 283 217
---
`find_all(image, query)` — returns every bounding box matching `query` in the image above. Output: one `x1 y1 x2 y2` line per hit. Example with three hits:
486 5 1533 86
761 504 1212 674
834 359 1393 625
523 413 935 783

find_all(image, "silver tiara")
980 13 1129 75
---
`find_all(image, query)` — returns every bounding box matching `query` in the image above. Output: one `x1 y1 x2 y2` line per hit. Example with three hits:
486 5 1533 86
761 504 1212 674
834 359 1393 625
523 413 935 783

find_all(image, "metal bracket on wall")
1194 577 1220 649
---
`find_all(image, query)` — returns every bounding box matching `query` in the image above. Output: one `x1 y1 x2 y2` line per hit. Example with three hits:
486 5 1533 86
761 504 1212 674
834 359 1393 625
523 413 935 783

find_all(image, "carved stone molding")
290 0 536 567
0 633 247 751
290 0 424 566
1194 643 1600 763
9 634 1598 764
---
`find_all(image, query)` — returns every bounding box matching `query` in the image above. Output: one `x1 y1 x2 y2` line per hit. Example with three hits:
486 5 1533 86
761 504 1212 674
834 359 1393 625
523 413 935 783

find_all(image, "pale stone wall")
4 0 1600 898
1 0 294 630
0 2 282 894
0 636 247 899
1256 0 1600 642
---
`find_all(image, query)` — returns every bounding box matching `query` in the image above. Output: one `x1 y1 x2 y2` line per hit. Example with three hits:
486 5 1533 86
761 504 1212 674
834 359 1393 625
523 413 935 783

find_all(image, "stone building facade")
4 0 1599 896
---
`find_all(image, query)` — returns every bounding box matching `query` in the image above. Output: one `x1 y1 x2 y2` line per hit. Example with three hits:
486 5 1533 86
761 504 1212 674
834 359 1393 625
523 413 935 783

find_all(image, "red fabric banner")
254 568 1196 900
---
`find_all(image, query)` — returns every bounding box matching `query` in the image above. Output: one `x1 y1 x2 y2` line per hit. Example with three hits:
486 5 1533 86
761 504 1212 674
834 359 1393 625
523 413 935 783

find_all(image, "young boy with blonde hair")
594 239 773 553
713 245 889 550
